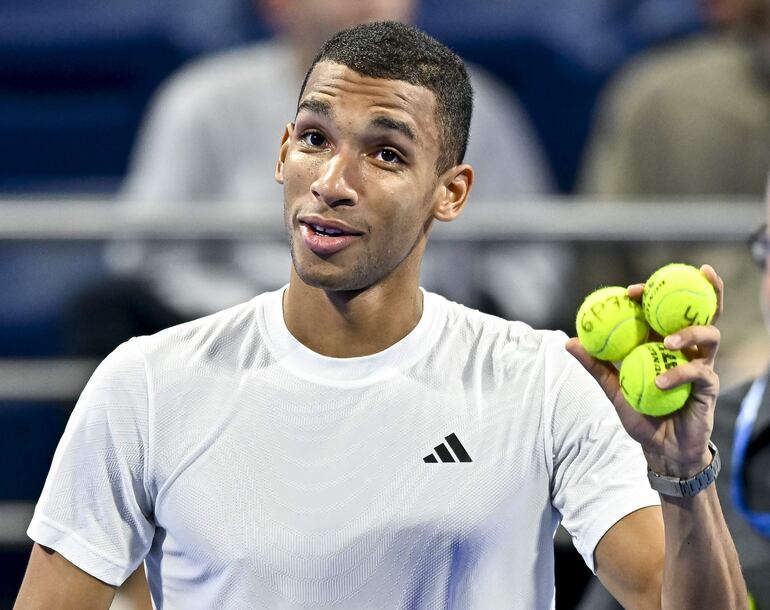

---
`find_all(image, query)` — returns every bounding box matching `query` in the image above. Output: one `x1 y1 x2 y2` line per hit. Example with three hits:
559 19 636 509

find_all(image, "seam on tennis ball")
596 319 628 356
652 288 712 334
596 317 641 359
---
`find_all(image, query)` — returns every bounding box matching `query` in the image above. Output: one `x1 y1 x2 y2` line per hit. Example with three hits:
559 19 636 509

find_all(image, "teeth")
311 224 343 236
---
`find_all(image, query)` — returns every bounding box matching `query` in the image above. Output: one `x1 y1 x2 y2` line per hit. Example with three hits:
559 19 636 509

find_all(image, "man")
108 0 561 331
579 0 770 198
17 22 746 608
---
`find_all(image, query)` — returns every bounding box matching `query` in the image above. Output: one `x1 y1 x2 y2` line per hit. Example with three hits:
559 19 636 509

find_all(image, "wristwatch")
647 441 721 497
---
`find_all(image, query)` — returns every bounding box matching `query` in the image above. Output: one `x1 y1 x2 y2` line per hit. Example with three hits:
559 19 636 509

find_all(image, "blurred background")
1 0 769 607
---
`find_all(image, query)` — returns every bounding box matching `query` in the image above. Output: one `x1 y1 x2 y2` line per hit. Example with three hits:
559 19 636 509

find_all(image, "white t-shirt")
29 288 659 609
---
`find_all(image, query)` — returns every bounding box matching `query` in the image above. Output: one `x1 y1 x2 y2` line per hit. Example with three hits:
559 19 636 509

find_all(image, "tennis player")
16 21 747 609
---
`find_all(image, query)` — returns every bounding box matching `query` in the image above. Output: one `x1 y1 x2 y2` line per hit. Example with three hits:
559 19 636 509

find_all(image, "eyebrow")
296 98 333 118
369 115 416 143
297 98 416 144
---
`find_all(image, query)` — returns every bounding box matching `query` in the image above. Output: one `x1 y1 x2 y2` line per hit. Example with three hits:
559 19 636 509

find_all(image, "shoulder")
464 62 524 115
149 40 292 113
604 34 746 116
78 339 149 407
132 292 271 373
461 61 552 193
431 292 570 373
465 63 510 98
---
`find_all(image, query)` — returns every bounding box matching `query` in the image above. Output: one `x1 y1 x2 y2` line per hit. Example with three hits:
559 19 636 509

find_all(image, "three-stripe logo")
423 433 472 463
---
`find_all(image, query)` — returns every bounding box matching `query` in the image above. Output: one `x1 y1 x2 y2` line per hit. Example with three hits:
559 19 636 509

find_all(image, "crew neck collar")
259 286 445 386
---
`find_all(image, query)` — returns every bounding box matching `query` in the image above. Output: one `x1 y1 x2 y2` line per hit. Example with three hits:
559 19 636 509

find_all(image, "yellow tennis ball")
619 342 691 416
576 286 649 361
643 263 717 336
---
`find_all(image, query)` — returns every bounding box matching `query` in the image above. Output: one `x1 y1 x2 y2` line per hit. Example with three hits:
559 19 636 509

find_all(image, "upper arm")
14 543 116 610
26 341 155 588
594 505 665 610
549 335 660 572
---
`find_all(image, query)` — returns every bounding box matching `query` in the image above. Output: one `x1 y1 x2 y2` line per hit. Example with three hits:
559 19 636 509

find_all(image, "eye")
374 148 404 165
300 131 327 148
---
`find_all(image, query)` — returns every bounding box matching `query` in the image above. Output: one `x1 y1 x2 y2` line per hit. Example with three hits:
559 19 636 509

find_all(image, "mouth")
298 216 363 255
299 216 363 237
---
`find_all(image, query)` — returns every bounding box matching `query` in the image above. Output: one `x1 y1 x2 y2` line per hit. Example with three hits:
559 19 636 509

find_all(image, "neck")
283 268 424 358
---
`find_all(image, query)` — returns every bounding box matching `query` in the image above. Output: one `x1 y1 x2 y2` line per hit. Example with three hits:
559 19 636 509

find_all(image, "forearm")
657 484 747 609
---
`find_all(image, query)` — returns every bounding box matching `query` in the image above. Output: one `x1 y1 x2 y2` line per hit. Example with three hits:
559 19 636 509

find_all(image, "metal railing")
0 197 764 545
0 198 762 241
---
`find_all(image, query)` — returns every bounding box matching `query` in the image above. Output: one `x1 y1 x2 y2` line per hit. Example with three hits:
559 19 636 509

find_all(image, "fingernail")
665 335 682 349
656 376 670 389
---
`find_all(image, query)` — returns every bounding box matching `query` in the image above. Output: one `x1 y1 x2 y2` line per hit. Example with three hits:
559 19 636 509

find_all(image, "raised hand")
566 264 724 476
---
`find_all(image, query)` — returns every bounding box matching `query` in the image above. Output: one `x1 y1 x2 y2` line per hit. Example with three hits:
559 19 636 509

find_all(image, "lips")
298 216 363 255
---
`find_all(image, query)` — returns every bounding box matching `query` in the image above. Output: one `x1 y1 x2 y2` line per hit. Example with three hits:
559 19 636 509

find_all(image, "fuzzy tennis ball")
643 263 717 337
619 342 691 416
576 286 649 361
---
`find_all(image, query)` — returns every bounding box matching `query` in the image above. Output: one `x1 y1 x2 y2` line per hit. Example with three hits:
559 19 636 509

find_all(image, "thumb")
565 337 623 402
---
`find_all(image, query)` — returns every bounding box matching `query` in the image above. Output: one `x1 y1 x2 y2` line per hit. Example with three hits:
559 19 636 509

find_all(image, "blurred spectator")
577 0 770 386
0 0 702 195
91 0 566 355
577 173 770 610
580 0 770 195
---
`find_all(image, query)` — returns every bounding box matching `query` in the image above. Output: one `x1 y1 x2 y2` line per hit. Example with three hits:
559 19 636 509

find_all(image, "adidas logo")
423 433 472 463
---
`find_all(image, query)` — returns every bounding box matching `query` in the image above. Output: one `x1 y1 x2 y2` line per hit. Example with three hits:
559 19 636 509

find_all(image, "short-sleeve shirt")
29 288 659 609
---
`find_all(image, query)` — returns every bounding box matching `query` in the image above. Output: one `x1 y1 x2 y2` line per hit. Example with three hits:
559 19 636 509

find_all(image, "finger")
565 337 622 399
627 283 644 301
655 361 720 409
700 263 724 324
663 325 720 366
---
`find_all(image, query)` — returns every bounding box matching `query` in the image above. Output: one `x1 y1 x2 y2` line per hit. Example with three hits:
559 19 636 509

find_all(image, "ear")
274 123 293 185
433 164 474 222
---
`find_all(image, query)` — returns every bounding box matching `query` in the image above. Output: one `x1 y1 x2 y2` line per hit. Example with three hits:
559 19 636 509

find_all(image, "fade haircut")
297 21 474 175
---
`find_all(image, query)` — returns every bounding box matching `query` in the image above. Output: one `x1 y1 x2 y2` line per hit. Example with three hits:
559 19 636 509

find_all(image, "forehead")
298 62 439 143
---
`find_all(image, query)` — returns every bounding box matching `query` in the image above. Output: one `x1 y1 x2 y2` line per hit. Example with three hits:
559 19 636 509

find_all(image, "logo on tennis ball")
643 263 717 336
576 286 649 361
619 343 691 416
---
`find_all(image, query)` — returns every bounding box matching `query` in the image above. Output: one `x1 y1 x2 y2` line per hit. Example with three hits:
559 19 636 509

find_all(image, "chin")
293 259 369 293
291 242 404 294
301 274 360 292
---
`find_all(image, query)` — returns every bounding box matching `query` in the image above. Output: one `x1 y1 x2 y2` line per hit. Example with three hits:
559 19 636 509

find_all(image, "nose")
311 150 358 208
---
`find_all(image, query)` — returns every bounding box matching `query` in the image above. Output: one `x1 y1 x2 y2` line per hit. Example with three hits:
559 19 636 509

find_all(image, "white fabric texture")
114 39 570 325
29 288 659 609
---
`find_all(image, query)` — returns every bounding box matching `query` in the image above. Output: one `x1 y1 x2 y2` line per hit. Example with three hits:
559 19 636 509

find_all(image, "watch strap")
647 440 721 497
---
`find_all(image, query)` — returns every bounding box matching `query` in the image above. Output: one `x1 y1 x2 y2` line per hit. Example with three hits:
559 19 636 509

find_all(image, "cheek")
283 153 318 196
382 187 434 239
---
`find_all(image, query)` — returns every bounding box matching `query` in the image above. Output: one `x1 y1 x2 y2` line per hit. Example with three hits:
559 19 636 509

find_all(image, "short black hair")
297 21 473 174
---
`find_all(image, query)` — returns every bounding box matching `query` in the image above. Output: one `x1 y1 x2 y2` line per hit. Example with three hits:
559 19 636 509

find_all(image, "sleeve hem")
27 513 134 587
573 493 661 574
